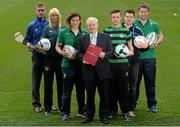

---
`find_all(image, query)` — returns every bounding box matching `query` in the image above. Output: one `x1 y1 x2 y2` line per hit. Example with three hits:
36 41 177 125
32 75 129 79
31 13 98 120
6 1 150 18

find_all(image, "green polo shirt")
104 26 131 63
57 27 88 68
134 18 161 59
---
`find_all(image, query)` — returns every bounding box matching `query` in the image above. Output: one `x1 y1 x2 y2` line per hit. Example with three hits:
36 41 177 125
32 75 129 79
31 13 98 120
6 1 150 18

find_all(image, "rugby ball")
146 32 157 48
114 44 129 58
38 38 51 51
134 35 147 48
63 45 77 59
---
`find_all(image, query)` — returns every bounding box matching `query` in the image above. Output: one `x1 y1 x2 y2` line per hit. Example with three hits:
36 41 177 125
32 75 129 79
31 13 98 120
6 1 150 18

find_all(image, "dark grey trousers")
31 53 45 107
129 62 139 111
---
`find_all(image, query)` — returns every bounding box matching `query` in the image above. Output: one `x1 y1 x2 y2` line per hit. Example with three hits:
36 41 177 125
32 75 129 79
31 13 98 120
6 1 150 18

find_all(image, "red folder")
83 43 102 66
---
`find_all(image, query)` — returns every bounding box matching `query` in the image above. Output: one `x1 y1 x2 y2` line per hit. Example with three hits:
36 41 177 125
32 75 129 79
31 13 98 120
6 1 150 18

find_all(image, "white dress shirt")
90 32 98 45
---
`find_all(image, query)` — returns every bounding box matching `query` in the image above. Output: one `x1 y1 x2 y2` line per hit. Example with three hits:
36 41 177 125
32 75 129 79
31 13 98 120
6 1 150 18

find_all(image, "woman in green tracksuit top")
56 12 88 121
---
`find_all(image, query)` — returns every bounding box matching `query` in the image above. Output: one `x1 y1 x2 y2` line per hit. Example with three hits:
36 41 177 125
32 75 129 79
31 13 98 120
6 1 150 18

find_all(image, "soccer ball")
146 32 157 48
134 35 147 48
63 45 77 59
38 38 51 51
114 44 129 58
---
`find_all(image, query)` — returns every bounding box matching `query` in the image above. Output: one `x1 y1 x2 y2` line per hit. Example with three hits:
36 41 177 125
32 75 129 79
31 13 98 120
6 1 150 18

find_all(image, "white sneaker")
52 106 57 111
34 106 42 113
76 112 86 118
128 111 135 117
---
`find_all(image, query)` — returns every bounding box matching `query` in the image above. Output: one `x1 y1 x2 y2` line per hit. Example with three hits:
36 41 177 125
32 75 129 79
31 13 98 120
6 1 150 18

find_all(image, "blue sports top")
24 17 48 54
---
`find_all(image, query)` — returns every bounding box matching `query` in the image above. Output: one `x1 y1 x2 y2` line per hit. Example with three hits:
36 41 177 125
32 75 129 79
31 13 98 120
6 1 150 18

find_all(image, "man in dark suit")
77 17 113 124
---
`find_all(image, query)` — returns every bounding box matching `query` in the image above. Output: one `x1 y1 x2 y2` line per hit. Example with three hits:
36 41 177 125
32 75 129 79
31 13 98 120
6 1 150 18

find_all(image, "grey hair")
86 17 98 25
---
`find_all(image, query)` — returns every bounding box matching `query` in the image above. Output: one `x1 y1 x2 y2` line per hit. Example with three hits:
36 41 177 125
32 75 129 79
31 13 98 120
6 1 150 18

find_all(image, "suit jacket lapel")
84 34 90 49
97 32 102 47
86 34 91 46
86 34 90 44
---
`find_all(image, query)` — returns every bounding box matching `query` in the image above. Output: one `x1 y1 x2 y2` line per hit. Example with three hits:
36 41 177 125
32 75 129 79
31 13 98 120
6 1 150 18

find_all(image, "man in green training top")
134 3 163 113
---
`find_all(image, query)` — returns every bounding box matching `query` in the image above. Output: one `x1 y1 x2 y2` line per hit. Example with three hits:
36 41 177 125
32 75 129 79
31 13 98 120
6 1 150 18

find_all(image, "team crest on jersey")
82 32 86 35
119 34 124 37
65 32 69 35
35 28 38 32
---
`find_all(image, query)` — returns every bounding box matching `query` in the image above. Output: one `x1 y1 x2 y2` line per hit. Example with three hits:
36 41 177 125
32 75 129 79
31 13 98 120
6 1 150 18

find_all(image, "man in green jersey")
134 3 163 113
104 9 134 121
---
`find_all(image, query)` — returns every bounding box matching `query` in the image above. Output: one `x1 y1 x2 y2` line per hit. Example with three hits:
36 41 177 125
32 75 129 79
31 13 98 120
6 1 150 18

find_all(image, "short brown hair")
138 3 150 11
124 9 135 17
111 9 121 14
35 2 46 8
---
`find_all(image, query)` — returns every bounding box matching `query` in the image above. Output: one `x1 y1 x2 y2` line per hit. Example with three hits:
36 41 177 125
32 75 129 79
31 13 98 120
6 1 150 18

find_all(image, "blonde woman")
41 8 65 116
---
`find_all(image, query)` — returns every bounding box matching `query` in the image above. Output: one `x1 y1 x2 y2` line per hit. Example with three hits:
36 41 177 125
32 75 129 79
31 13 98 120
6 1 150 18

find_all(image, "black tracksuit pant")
44 55 63 112
109 63 129 114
